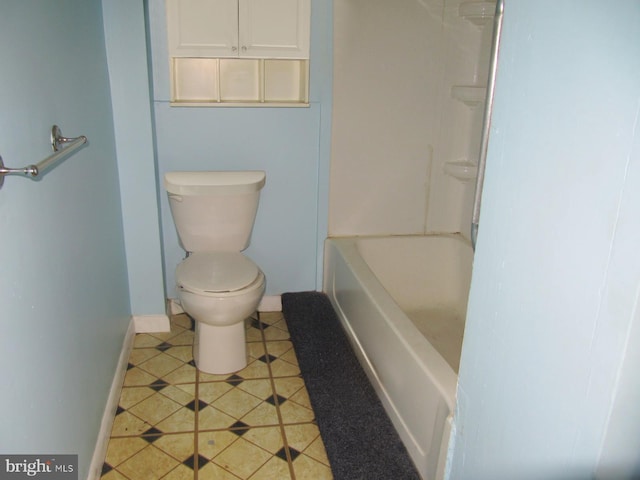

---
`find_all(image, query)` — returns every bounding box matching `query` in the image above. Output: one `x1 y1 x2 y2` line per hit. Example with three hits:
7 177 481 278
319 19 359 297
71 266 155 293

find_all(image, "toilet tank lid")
164 171 266 195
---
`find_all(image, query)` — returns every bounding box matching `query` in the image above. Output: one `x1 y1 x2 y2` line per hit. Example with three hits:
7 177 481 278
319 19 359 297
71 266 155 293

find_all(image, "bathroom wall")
330 0 492 237
0 1 131 477
147 0 333 298
450 1 640 478
102 1 167 319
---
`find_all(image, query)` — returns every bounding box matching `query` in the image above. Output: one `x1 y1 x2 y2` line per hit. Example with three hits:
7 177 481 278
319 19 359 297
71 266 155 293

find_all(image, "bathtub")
323 234 473 480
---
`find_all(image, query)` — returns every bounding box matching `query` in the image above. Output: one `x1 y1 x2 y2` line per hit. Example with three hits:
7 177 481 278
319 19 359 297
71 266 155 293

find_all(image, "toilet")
164 171 266 374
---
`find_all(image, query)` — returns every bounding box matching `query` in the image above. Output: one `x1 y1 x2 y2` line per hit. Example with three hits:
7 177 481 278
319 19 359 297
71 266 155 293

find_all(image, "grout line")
193 360 200 480
258 311 298 480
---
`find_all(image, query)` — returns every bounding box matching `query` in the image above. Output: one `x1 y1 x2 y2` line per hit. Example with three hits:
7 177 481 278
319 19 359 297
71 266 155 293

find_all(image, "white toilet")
164 171 266 374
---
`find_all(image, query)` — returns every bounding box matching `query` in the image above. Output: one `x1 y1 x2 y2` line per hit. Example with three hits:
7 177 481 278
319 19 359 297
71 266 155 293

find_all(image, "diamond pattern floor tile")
101 311 332 479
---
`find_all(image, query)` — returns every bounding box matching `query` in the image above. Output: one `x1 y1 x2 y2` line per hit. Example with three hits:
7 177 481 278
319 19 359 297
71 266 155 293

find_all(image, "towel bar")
0 125 88 188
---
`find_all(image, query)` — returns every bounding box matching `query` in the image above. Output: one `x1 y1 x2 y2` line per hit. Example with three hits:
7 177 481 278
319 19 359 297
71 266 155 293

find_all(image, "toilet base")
194 321 247 374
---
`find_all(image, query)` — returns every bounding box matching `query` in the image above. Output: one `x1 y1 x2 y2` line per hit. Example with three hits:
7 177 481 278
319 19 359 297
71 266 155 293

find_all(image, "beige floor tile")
292 453 333 480
123 367 158 387
304 435 331 466
242 426 284 454
198 461 241 479
174 382 196 397
198 405 236 430
155 407 195 433
247 341 266 359
138 352 185 378
280 348 299 366
246 328 263 342
162 363 197 384
198 381 234 404
213 437 272 479
128 392 184 426
147 327 187 343
212 388 263 419
249 456 292 480
110 411 151 437
153 432 194 463
272 377 306 399
104 437 149 467
198 431 239 460
168 329 194 346
258 312 284 325
264 340 295 358
198 370 232 383
160 385 194 406
236 379 273 401
162 464 194 480
118 386 156 410
268 358 300 377
103 311 334 480
263 327 290 341
116 444 180 479
241 402 280 427
234 359 271 379
133 334 164 348
279 400 315 424
289 386 312 409
164 345 193 363
100 469 129 480
283 424 321 453
128 348 161 366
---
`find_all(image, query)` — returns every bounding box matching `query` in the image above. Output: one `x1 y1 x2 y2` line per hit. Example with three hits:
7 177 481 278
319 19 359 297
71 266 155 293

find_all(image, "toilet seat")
176 252 260 295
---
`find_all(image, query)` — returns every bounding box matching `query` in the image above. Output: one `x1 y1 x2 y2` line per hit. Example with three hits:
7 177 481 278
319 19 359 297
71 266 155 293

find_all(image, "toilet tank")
164 171 266 252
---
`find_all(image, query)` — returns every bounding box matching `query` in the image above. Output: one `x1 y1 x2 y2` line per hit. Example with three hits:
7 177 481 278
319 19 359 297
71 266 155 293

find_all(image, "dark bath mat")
281 291 421 480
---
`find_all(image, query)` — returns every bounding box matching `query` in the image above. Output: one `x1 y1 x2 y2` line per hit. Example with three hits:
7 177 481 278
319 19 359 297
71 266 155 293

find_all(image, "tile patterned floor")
100 311 333 480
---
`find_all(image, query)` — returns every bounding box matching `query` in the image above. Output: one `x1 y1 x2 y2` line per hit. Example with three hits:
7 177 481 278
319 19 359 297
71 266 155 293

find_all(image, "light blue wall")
450 1 640 478
0 1 131 478
102 0 167 316
147 0 333 298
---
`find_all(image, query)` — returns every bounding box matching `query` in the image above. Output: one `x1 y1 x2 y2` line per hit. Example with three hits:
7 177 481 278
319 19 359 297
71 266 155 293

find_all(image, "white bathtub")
323 234 473 480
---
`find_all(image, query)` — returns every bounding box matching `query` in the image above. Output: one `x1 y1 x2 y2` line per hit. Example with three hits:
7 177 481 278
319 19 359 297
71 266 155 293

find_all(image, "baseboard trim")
87 319 136 480
133 314 171 333
258 295 282 312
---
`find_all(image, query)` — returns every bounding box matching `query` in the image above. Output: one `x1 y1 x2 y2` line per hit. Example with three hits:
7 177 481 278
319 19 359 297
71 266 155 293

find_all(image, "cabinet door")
167 0 238 57
239 0 310 58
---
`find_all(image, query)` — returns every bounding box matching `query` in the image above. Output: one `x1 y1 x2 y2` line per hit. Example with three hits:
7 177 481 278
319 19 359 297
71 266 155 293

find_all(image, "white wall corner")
133 314 171 333
87 319 136 480
258 295 282 312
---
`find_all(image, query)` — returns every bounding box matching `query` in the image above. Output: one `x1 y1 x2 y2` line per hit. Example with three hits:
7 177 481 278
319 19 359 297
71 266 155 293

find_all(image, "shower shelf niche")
451 85 486 108
458 2 495 27
443 160 478 182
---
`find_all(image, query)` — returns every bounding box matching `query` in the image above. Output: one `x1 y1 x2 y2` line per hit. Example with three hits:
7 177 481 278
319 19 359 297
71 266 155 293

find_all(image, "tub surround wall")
330 0 493 237
0 2 131 477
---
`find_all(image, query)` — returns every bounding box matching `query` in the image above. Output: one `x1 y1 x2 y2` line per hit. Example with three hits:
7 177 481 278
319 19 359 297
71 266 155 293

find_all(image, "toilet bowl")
176 252 265 373
165 171 266 374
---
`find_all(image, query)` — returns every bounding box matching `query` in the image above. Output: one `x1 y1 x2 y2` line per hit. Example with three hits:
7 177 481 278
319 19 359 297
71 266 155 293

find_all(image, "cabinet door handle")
232 46 237 52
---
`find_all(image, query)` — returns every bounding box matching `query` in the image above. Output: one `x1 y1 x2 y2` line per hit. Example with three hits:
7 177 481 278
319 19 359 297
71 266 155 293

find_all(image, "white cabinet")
167 0 310 59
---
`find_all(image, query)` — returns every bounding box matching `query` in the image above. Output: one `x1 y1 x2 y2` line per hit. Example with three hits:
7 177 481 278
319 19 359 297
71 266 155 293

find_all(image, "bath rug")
281 291 421 480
